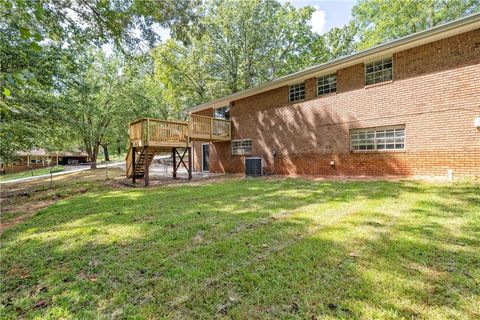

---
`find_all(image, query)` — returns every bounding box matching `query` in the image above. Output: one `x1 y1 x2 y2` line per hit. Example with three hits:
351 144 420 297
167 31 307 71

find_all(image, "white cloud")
309 6 327 34
101 43 113 57
152 23 171 41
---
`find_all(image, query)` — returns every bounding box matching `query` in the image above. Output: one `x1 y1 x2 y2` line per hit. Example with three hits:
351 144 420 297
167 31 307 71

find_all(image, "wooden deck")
126 114 231 184
129 115 231 149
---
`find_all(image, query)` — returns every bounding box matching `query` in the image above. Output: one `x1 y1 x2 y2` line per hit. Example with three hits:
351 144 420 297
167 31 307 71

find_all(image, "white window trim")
231 139 252 155
350 124 406 152
213 106 230 120
364 57 393 86
317 73 337 96
288 82 306 102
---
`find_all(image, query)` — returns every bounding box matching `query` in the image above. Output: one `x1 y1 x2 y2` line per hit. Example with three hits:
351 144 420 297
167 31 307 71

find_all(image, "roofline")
187 12 480 113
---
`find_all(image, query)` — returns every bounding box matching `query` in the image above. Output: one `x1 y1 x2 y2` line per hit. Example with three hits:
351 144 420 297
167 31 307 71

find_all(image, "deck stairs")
125 115 231 184
126 146 156 179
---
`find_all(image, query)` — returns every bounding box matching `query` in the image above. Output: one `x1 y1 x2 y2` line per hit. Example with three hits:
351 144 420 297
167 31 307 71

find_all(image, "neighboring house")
1 148 89 174
187 14 480 179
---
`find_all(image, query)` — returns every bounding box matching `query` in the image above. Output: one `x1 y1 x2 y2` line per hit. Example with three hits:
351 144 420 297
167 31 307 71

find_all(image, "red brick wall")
195 29 480 178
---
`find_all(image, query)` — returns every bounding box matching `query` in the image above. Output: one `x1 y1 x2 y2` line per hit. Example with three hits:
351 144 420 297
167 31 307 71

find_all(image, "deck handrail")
128 115 231 146
126 145 133 177
148 118 189 144
189 113 230 123
129 120 144 144
188 114 231 140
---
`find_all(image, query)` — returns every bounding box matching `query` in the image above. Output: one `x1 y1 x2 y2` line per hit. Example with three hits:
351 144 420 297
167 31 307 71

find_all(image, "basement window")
289 82 305 102
317 74 337 95
350 125 405 151
365 57 393 85
232 139 252 155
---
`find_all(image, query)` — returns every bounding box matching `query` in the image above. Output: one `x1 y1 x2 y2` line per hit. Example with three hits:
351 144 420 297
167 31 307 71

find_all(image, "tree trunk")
103 144 110 161
117 139 121 155
90 142 101 170
90 158 97 169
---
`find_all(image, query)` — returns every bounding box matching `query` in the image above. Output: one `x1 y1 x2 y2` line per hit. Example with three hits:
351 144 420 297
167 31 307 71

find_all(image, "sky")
280 0 357 34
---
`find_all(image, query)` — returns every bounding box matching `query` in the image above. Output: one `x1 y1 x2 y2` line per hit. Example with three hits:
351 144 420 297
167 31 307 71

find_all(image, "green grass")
1 178 479 319
0 166 65 182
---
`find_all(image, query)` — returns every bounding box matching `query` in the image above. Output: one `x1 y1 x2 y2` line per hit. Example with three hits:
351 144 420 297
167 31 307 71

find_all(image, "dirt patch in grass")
0 167 125 234
1 200 55 234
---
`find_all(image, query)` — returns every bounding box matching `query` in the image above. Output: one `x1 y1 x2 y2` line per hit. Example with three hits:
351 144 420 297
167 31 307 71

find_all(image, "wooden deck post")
145 119 150 146
172 147 177 179
132 146 136 184
210 118 213 140
144 146 149 186
188 147 192 180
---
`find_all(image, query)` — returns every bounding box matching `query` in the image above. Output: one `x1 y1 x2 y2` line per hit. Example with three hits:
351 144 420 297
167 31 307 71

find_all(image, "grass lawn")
1 177 479 319
0 166 65 182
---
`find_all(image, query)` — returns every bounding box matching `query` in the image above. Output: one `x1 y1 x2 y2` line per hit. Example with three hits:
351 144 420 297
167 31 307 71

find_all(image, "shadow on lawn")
1 179 479 318
351 195 480 318
192 183 480 319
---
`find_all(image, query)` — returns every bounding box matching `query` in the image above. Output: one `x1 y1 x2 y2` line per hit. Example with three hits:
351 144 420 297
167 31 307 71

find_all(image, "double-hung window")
317 74 337 95
289 82 305 102
350 125 405 151
365 57 393 85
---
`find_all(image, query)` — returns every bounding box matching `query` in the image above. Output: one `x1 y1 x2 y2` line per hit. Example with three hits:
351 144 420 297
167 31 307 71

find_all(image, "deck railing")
129 118 189 147
129 115 231 147
188 114 231 140
126 145 133 177
129 119 145 145
148 119 189 143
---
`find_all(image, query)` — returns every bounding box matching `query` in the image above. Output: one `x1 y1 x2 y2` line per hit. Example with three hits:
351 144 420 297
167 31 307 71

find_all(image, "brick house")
1 148 88 174
186 14 480 179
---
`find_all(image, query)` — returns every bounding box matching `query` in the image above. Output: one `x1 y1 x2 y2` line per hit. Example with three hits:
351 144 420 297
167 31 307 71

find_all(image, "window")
232 139 252 155
317 74 336 95
214 106 230 120
289 82 305 102
350 125 405 151
365 57 393 85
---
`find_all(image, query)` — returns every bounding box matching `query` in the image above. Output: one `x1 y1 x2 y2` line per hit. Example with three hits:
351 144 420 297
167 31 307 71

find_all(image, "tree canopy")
152 0 327 111
1 0 479 165
352 0 480 50
0 0 199 162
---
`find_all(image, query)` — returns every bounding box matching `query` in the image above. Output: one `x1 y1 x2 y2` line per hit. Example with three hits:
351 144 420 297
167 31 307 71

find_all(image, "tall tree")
0 24 64 162
1 0 199 163
352 0 480 50
152 0 327 111
203 0 326 93
58 50 148 169
152 38 212 111
323 22 358 60
1 0 199 96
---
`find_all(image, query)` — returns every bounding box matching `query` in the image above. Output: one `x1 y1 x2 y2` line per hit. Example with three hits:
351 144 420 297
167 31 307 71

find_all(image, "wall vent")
245 157 263 176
